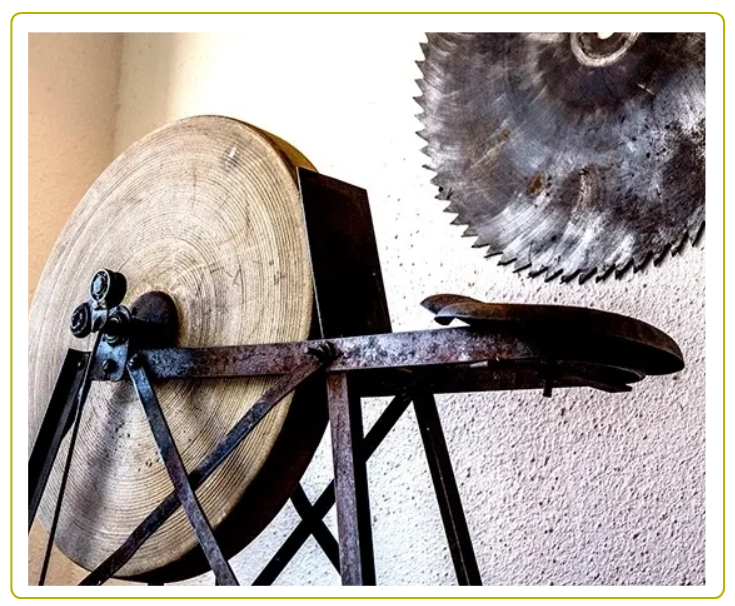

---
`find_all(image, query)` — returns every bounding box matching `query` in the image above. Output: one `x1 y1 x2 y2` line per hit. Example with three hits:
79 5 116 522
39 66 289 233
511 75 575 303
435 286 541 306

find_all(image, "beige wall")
28 33 124 585
28 33 123 302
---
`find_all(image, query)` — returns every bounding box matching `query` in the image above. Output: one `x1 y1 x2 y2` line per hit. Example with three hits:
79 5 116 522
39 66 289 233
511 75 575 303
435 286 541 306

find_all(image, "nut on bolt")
70 302 92 339
304 341 339 362
90 269 127 308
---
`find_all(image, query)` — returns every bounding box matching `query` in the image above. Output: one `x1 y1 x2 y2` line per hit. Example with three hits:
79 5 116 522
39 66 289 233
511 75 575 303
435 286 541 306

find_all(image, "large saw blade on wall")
416 33 705 282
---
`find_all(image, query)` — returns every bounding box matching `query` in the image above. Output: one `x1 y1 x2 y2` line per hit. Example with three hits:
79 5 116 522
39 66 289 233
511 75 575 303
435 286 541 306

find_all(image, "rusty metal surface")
327 372 376 585
139 315 683 382
351 363 638 396
416 33 705 282
128 357 239 586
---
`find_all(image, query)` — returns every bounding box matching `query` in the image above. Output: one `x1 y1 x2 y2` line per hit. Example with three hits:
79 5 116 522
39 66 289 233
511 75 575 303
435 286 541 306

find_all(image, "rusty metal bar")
413 390 482 585
327 373 375 586
128 356 239 586
139 328 541 379
134 322 678 384
28 349 89 531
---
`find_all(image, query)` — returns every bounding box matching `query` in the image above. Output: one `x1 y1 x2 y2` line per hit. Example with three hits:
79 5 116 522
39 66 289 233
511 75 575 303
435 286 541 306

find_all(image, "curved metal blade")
416 33 705 282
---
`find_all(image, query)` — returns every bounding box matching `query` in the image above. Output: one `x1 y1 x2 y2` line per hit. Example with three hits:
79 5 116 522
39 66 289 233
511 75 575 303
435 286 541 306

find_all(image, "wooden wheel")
29 116 325 581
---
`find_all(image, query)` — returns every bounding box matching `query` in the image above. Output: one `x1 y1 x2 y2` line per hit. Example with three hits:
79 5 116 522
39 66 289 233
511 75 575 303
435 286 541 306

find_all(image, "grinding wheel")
29 116 324 581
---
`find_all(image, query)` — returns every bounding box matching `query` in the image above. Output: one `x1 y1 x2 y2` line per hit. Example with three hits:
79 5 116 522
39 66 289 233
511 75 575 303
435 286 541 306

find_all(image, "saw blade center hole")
570 32 640 67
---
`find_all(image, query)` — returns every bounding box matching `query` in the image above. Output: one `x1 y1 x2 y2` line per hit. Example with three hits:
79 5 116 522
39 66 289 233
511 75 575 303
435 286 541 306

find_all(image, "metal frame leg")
413 390 482 585
28 349 89 530
327 373 376 585
128 355 238 586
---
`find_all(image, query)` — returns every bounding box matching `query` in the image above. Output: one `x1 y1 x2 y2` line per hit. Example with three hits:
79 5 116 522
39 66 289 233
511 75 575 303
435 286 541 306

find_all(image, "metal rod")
413 390 482 586
38 336 99 585
81 355 327 586
290 485 340 572
253 392 412 585
28 349 89 531
128 355 239 586
327 373 375 586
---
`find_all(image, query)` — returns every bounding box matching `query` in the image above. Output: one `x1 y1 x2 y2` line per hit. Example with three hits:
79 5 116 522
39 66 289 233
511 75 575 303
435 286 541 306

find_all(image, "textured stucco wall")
28 32 126 586
35 30 705 586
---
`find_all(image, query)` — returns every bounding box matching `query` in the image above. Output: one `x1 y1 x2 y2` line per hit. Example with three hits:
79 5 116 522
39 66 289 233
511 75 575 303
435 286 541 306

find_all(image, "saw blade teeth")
691 221 705 245
560 268 581 284
473 233 494 249
462 225 478 237
672 228 695 255
596 264 617 282
614 259 634 279
652 243 672 266
544 268 564 283
527 265 548 278
634 251 654 272
497 253 517 266
671 238 687 257
513 259 532 273
578 268 598 284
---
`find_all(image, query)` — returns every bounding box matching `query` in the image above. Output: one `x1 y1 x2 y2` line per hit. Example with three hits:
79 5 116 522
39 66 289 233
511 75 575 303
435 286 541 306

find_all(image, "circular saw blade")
416 33 705 282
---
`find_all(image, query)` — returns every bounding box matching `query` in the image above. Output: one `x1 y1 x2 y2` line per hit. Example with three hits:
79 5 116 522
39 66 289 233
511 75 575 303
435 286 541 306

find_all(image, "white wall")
42 30 706 586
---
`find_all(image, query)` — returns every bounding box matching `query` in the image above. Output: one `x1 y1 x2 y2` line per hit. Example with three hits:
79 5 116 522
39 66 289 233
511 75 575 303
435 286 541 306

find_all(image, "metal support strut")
128 354 238 586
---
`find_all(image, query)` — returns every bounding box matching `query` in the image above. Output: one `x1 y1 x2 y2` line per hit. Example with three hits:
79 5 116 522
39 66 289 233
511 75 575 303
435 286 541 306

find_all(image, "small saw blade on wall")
415 33 705 283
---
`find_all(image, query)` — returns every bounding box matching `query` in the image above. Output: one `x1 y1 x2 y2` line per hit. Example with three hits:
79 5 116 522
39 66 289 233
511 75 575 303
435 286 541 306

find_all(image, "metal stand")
28 169 671 586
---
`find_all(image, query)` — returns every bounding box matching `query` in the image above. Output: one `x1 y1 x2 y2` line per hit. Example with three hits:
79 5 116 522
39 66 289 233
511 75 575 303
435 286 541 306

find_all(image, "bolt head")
90 270 111 302
70 302 92 338
101 359 117 374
